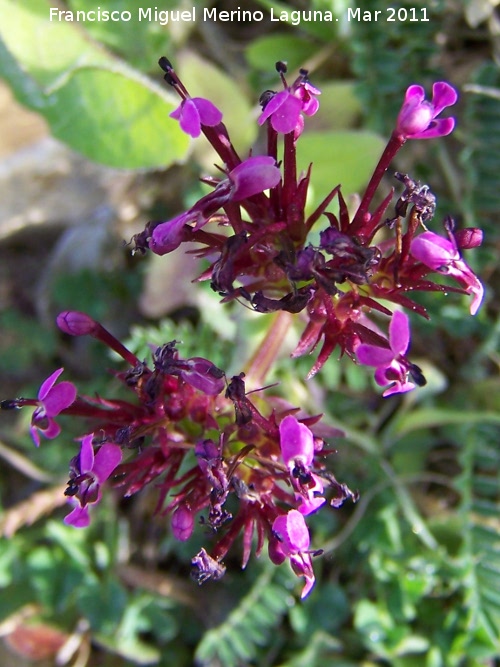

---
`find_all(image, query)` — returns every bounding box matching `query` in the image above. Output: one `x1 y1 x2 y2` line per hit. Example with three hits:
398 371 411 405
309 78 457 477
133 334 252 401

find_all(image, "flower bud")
171 505 194 541
57 311 98 336
454 227 483 250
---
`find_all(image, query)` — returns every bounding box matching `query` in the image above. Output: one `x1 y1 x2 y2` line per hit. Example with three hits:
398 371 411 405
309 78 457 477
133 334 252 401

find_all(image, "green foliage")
194 565 294 667
0 310 56 374
65 0 177 73
462 63 500 230
458 424 500 654
0 2 498 666
0 0 190 168
297 130 386 206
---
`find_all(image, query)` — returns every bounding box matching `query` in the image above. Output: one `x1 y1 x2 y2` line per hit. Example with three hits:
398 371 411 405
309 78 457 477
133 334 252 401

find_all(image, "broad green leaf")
0 0 189 168
0 0 109 88
65 0 182 73
296 130 386 203
42 67 189 168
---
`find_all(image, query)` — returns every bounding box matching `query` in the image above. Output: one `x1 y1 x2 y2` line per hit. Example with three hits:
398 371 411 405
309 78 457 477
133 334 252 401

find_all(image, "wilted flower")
30 369 77 446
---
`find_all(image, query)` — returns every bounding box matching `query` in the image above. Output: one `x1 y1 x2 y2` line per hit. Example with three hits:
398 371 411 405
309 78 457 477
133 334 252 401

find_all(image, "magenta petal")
411 232 457 269
398 102 434 137
30 425 41 447
192 98 223 127
149 212 191 255
374 367 391 386
273 509 310 553
416 117 455 139
42 381 77 417
279 415 314 467
180 99 202 137
230 156 281 201
169 104 182 121
383 380 415 397
92 444 122 483
300 570 315 599
271 95 303 134
302 96 320 116
42 420 61 440
404 84 425 105
38 368 64 400
389 311 410 356
357 344 394 367
64 505 90 528
431 81 458 115
297 494 326 515
468 277 484 315
79 434 95 473
258 90 289 125
285 510 310 552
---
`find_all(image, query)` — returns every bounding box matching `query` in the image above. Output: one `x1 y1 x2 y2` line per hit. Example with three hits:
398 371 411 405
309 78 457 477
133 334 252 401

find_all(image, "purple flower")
30 368 77 446
64 434 122 528
258 77 321 135
271 510 316 598
149 210 201 255
356 311 416 397
279 415 325 515
149 157 280 255
411 231 484 315
259 90 303 134
170 97 223 138
396 82 458 139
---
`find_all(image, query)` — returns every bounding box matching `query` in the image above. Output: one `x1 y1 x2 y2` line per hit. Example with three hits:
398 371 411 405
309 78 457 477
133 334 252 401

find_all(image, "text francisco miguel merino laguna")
50 6 351 25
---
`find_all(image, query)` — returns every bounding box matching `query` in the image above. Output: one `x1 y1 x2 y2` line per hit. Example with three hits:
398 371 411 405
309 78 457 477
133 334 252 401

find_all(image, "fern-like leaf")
458 423 500 652
194 564 293 667
463 63 500 231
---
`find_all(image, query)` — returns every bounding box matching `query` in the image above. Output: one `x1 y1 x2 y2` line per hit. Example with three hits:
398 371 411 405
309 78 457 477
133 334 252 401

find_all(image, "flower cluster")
1 58 484 598
133 60 482 386
4 311 354 597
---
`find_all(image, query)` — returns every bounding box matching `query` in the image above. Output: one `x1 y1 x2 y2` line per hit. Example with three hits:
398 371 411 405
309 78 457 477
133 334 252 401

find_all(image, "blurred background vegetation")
0 0 499 665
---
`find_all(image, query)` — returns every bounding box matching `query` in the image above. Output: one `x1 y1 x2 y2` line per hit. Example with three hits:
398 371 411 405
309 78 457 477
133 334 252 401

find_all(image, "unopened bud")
171 505 194 541
454 227 483 250
57 311 98 336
